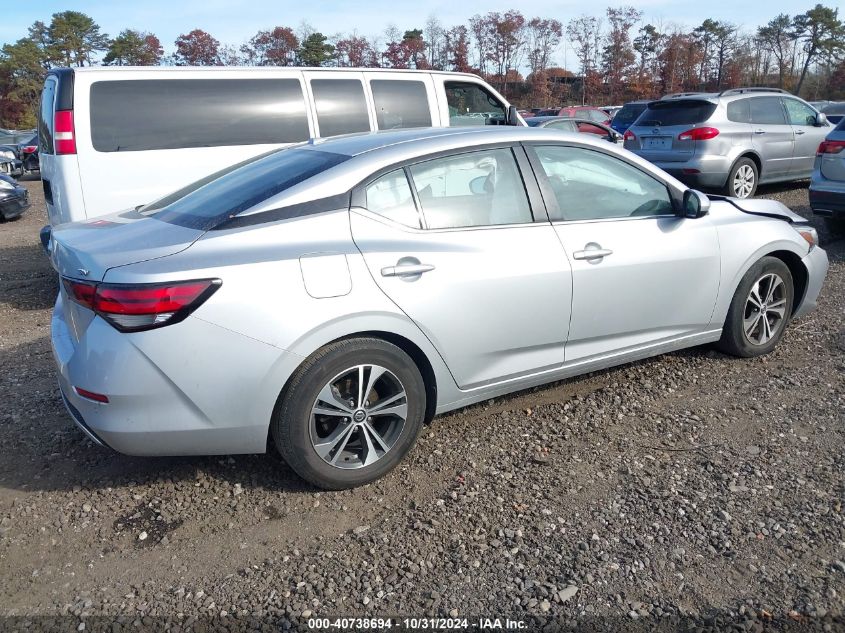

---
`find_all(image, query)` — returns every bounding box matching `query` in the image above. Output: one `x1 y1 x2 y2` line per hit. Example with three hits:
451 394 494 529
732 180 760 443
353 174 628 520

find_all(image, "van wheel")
272 338 426 490
723 158 758 199
717 256 793 358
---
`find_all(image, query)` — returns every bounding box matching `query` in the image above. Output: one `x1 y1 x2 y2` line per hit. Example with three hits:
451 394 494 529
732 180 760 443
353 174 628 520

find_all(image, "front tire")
723 158 758 199
718 256 794 357
272 337 426 490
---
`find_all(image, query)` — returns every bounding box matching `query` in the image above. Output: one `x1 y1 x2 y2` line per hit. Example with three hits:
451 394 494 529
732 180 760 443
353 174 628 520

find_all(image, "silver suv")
624 88 830 198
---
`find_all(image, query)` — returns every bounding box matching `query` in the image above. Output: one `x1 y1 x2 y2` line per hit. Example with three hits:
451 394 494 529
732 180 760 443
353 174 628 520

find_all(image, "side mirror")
607 131 623 144
682 189 710 219
506 105 520 126
816 112 829 127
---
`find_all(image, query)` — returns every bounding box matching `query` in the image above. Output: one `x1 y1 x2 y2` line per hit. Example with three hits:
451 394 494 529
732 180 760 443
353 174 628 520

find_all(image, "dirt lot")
0 177 843 631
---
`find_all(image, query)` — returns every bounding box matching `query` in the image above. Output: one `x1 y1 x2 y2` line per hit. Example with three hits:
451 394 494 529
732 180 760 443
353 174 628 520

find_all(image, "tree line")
1 6 843 128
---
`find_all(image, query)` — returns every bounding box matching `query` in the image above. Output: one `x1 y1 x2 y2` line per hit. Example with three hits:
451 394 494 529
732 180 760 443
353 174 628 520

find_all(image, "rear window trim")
637 99 718 127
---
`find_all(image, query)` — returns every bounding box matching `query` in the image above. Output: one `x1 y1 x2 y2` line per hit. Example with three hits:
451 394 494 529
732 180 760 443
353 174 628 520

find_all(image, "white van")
37 67 521 230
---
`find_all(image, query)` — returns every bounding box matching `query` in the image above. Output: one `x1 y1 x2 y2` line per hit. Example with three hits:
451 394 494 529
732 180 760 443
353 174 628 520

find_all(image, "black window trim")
522 141 681 223
351 142 547 231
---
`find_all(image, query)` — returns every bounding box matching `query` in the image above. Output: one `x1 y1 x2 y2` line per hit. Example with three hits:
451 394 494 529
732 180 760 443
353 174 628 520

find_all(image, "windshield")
146 148 350 231
637 100 717 127
614 103 647 124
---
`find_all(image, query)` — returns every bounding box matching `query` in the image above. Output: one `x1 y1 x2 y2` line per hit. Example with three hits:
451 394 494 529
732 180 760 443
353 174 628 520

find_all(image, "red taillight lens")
63 278 221 332
22 145 37 154
817 140 845 155
54 110 76 154
623 130 636 141
678 127 720 141
73 386 109 404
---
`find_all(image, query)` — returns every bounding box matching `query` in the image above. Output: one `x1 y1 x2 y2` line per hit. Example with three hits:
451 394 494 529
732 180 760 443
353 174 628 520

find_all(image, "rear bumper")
808 181 845 217
640 155 732 190
0 189 30 220
792 245 829 320
51 293 294 456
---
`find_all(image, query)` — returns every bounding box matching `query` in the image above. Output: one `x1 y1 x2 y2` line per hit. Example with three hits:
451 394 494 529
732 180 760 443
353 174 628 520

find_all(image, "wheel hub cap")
743 273 786 346
309 364 408 470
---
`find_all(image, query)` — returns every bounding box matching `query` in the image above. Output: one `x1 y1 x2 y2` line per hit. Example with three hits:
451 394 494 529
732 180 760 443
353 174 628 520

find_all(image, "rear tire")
824 216 845 237
723 158 758 199
718 256 793 358
272 337 426 490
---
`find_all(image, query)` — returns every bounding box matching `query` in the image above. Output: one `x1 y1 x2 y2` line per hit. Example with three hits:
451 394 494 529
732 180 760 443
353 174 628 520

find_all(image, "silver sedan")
49 127 829 489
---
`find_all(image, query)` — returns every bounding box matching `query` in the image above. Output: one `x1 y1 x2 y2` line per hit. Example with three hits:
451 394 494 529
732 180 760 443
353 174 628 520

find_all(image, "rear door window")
365 169 422 228
637 100 717 127
749 97 787 125
370 80 432 130
311 79 371 137
90 79 310 152
445 82 506 126
38 78 57 154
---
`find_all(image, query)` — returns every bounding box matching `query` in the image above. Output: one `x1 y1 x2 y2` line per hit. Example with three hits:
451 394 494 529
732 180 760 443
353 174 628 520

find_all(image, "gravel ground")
0 178 843 632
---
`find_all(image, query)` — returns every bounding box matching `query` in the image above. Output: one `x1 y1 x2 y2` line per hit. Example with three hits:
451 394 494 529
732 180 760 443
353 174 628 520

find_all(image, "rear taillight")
623 130 636 141
817 140 845 155
54 110 76 154
678 127 720 141
22 146 37 154
62 278 221 332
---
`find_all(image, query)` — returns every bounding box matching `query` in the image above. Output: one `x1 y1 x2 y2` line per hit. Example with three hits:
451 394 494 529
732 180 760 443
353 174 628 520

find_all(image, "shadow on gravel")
0 242 56 311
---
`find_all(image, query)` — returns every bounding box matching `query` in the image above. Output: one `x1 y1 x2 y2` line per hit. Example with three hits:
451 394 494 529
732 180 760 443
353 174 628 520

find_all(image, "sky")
1 0 814 67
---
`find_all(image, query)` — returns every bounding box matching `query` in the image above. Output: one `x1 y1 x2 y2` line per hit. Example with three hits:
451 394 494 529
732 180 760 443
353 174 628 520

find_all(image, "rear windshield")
145 148 349 230
637 100 717 127
90 79 310 152
613 103 647 124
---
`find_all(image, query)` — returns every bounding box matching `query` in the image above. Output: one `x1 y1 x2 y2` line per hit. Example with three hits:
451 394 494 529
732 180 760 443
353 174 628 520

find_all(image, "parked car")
0 173 30 221
819 102 845 125
809 116 845 235
624 88 831 198
525 116 623 143
0 134 39 178
610 100 650 134
49 126 827 489
600 105 623 118
37 67 521 233
535 106 611 126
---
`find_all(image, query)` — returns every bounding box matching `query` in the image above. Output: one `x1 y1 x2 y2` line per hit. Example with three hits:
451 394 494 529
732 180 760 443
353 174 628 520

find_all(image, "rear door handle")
754 129 766 135
795 129 806 135
573 248 613 260
381 263 435 277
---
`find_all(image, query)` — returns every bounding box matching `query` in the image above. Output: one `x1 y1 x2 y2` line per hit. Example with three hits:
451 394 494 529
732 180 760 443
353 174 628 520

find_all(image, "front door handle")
381 263 435 277
754 129 766 135
572 247 613 261
795 129 806 135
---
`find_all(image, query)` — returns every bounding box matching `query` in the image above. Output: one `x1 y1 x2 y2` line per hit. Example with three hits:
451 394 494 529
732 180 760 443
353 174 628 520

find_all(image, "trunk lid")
49 209 202 282
626 99 718 163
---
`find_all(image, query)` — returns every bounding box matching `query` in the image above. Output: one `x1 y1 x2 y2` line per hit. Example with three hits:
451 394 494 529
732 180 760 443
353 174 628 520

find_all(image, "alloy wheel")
743 273 787 345
309 364 408 469
732 164 755 198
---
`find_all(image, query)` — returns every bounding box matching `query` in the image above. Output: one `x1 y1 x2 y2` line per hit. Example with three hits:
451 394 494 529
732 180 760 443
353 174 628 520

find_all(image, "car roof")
67 66 483 81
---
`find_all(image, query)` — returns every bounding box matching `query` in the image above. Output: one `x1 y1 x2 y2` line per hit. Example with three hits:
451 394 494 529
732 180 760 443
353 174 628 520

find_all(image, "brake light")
62 278 221 332
54 110 76 154
22 145 37 154
623 130 636 141
678 127 720 141
817 140 845 155
73 387 109 404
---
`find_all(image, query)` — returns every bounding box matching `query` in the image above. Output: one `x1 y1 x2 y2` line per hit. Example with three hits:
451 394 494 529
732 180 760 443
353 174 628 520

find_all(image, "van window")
445 82 506 126
370 80 432 130
38 79 57 154
311 79 370 137
90 79 310 152
637 100 717 127
147 148 349 230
